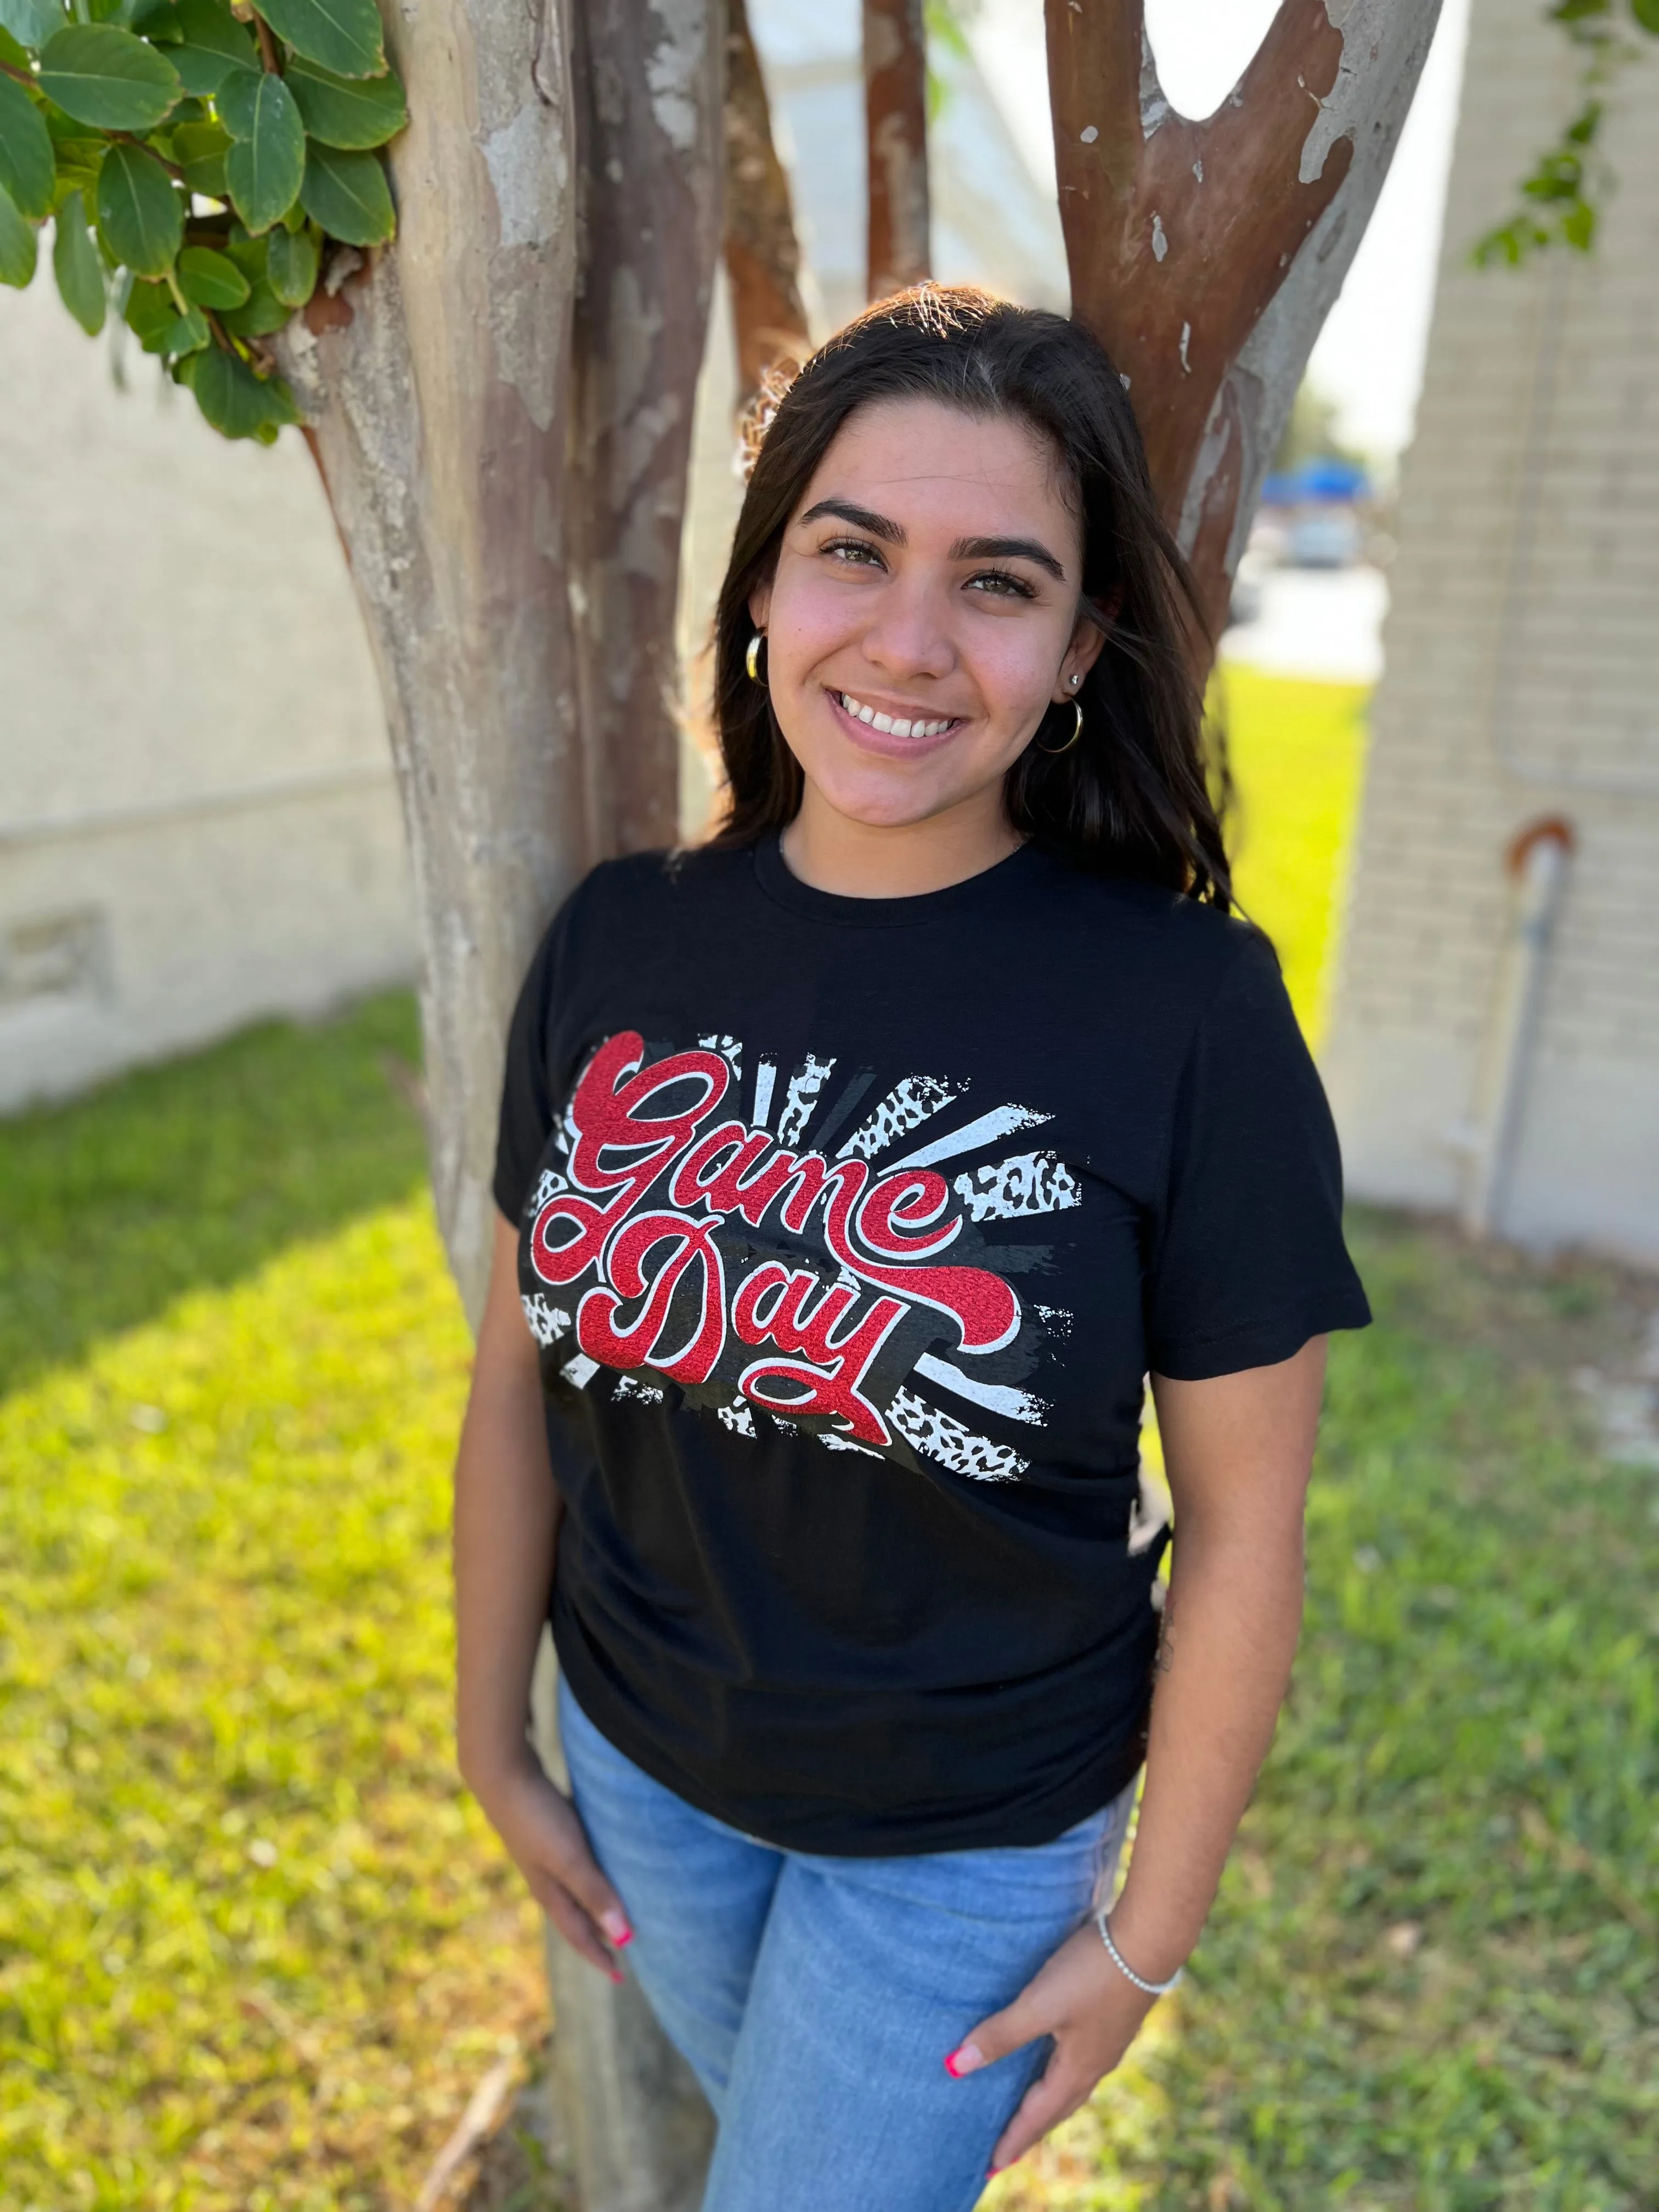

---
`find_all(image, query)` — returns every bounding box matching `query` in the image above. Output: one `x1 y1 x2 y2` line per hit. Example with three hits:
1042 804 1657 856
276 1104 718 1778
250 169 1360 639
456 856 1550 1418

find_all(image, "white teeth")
838 691 954 737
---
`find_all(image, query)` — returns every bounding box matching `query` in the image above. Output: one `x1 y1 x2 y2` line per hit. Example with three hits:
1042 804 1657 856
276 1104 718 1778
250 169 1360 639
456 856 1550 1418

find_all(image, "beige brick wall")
1324 0 1659 1263
0 260 415 1113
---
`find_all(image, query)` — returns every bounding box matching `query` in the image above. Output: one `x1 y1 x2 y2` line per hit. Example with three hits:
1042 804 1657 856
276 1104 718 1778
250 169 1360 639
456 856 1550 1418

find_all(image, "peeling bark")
278 0 587 1330
865 0 930 298
569 0 725 861
279 5 723 2206
724 0 810 405
1048 0 1443 641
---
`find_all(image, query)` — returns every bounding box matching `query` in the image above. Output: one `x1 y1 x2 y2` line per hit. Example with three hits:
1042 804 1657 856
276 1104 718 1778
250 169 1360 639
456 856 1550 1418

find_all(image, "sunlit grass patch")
1216 667 1370 1045
0 1037 544 2211
994 1220 1659 2210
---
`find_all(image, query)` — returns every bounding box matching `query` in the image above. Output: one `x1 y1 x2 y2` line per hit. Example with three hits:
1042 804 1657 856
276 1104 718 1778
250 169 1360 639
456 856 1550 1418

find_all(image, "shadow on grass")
0 991 432 1397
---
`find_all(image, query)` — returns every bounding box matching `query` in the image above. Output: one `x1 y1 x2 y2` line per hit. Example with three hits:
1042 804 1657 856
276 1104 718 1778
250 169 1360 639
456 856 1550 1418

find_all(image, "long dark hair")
709 284 1231 908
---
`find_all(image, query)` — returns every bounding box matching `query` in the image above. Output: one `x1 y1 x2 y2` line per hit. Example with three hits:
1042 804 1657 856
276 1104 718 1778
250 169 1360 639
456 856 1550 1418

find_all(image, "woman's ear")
1051 607 1110 702
748 579 773 631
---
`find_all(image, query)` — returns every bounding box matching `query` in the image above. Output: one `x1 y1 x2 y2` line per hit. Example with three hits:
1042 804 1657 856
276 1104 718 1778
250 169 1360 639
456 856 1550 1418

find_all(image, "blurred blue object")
1262 458 1372 506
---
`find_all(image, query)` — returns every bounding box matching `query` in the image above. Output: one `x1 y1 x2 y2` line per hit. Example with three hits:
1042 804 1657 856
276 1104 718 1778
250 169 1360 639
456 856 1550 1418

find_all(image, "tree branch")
864 0 929 298
723 0 809 407
1050 0 1442 644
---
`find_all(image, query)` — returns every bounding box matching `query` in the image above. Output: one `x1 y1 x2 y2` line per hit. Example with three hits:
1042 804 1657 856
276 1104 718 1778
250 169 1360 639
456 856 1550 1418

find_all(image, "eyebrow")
797 499 1066 582
949 533 1067 583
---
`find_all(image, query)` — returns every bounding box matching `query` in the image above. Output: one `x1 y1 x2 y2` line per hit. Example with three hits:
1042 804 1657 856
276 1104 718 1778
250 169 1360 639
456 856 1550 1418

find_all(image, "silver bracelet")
1095 1910 1185 1997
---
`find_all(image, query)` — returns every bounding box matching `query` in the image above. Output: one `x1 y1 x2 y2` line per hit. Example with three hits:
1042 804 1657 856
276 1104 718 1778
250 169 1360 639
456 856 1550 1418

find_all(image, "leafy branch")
0 0 405 441
1474 0 1656 265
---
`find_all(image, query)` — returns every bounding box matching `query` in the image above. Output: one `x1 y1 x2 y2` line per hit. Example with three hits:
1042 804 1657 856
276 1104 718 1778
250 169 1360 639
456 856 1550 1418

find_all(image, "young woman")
454 286 1369 2208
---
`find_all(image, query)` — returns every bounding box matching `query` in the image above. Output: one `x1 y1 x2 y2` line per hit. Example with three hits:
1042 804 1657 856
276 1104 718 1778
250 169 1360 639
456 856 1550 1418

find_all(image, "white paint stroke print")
953 1149 1081 1223
522 1293 573 1347
914 1353 1046 1425
890 1102 1051 1171
776 1054 836 1146
614 1374 665 1404
839 1075 960 1160
717 1397 757 1437
561 1351 600 1389
752 1059 777 1128
698 1033 743 1082
889 1388 1028 1482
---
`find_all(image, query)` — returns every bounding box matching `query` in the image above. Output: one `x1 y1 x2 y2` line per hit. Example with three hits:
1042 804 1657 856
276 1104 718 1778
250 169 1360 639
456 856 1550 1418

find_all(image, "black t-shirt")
494 835 1369 1855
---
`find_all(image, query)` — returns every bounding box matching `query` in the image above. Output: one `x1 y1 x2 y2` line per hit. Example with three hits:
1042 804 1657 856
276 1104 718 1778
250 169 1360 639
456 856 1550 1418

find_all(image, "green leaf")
122 267 172 343
51 184 104 326
37 22 180 129
179 336 297 437
0 0 61 52
0 178 37 285
95 136 181 273
0 22 31 67
283 53 403 146
160 297 208 348
0 70 54 218
222 217 264 276
216 268 285 331
252 0 383 76
299 139 390 244
1634 0 1659 30
132 0 181 34
178 239 247 304
161 0 255 92
264 216 314 302
220 67 303 231
172 115 228 193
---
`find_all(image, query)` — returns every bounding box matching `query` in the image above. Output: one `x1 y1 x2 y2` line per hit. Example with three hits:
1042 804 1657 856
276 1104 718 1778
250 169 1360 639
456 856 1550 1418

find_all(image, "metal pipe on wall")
1458 816 1575 1239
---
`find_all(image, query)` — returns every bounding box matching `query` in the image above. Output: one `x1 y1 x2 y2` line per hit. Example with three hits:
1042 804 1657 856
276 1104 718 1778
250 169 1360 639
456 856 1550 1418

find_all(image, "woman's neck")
778 786 1023 900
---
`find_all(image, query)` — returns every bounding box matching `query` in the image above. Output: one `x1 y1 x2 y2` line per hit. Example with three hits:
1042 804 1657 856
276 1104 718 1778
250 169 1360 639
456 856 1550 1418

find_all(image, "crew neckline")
751 830 1043 928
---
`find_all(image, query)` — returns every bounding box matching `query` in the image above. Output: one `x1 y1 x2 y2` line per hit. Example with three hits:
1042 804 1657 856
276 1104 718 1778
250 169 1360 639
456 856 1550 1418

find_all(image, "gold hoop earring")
746 631 766 685
1036 699 1085 755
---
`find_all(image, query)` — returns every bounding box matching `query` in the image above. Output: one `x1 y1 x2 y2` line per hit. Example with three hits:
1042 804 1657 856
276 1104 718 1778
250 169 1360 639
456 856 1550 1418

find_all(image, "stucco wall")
1324 0 1659 1263
0 273 413 1114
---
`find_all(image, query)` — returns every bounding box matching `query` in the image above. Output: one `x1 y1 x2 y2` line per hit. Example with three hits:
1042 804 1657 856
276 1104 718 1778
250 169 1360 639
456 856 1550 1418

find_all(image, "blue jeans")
557 1674 1137 2212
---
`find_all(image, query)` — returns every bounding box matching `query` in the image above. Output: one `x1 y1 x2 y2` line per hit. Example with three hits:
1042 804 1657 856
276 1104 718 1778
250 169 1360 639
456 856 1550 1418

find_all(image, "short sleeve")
492 919 563 1223
1144 930 1371 1379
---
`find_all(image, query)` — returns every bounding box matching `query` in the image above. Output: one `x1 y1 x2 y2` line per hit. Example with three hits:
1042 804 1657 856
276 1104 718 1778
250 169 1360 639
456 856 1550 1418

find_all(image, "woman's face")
749 397 1103 834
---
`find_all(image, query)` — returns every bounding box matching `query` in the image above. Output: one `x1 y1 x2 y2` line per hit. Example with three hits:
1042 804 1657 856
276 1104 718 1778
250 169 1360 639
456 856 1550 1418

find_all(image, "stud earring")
1069 672 1081 689
746 632 766 685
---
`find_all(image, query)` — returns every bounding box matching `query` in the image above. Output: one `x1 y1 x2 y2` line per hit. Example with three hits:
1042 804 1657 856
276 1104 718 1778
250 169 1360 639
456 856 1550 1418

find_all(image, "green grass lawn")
3 679 1655 2209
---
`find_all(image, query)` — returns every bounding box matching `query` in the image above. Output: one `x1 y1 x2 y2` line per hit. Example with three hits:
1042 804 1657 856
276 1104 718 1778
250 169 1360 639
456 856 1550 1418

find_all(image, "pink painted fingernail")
601 1911 633 1946
944 2041 984 2078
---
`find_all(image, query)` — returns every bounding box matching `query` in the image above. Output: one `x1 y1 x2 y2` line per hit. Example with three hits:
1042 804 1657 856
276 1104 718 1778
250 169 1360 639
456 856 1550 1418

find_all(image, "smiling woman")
452 283 1372 2212
715 287 1228 904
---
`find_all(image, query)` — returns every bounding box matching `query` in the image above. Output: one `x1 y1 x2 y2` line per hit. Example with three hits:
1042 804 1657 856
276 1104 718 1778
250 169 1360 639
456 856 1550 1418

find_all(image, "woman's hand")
467 1745 634 1980
944 1921 1157 2174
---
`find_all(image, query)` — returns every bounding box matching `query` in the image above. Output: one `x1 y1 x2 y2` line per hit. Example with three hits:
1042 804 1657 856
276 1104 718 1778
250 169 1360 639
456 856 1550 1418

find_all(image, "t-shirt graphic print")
518 1023 1079 1484
493 838 1370 1855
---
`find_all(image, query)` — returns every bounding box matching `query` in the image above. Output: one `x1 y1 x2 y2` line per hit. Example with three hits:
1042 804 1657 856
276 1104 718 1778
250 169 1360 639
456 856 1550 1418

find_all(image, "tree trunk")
864 0 930 299
569 0 725 862
278 0 590 1332
1048 0 1444 643
724 0 810 407
280 2 723 2206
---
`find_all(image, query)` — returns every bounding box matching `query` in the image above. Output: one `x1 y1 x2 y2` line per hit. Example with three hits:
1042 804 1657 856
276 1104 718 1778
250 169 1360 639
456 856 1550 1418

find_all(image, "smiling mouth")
832 689 963 739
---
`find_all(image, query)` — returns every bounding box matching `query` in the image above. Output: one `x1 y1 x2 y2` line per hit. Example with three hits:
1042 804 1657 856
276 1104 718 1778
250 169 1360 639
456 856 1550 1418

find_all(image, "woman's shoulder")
1025 848 1277 998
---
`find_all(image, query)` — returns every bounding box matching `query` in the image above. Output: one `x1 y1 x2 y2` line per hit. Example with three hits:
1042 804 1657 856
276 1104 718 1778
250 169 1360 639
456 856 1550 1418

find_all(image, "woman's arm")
453 1213 633 1976
946 1335 1328 2173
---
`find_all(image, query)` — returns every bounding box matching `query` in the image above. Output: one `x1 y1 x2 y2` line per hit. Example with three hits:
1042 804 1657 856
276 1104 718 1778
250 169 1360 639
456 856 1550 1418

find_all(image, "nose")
857 572 957 685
